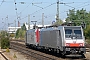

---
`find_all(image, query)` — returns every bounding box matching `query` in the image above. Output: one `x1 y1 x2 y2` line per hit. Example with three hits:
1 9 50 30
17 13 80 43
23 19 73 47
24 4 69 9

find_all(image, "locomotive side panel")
57 30 63 51
40 31 57 48
26 29 36 45
40 28 62 49
57 26 65 51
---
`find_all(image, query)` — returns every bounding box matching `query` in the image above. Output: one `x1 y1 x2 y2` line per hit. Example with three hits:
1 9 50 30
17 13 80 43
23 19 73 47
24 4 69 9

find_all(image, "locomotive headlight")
79 43 83 46
66 43 70 46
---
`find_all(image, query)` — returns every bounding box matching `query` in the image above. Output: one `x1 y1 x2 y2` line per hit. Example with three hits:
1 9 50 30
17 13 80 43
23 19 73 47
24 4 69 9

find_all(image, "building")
8 23 51 33
24 23 51 30
8 27 21 33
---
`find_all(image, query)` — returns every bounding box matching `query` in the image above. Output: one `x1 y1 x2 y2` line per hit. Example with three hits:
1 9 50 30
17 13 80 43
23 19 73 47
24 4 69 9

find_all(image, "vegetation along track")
10 40 89 60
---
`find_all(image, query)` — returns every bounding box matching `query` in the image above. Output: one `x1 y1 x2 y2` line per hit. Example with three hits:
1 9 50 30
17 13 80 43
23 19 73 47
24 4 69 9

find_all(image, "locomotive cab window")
65 29 72 38
74 30 82 39
65 29 82 39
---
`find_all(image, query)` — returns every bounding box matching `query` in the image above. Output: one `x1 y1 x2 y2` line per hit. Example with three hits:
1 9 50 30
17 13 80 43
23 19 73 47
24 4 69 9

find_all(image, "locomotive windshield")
65 28 82 39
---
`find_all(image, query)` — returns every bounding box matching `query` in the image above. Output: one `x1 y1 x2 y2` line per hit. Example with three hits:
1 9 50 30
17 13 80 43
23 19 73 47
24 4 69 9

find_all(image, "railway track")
10 39 90 52
10 41 61 60
10 40 89 60
0 52 8 60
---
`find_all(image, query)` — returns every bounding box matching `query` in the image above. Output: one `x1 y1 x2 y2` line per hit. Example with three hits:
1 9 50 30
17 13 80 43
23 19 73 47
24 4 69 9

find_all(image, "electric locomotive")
25 26 86 56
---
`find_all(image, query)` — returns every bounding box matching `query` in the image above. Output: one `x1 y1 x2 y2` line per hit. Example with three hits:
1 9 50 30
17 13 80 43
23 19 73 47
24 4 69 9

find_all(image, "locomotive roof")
40 26 82 31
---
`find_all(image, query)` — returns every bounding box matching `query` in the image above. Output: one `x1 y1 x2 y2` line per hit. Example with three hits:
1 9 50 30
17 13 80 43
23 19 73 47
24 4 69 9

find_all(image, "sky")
0 0 90 30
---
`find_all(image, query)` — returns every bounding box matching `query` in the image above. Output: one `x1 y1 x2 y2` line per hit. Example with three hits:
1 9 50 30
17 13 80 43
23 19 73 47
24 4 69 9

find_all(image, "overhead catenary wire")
19 0 90 16
62 0 90 10
0 0 4 7
19 0 35 14
39 1 90 21
1 0 90 25
5 0 35 23
64 4 75 9
32 4 43 9
9 1 56 22
19 1 50 15
30 2 56 15
60 1 90 15
76 4 90 9
20 2 56 20
75 1 90 9
14 0 18 19
20 1 90 20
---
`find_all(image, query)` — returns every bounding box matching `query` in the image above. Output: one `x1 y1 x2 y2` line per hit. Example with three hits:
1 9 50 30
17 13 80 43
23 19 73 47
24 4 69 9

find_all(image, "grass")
6 48 10 52
13 53 17 58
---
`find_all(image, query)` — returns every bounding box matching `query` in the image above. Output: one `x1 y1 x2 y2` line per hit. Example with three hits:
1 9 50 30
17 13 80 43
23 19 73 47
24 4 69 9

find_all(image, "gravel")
0 48 29 60
1 48 90 60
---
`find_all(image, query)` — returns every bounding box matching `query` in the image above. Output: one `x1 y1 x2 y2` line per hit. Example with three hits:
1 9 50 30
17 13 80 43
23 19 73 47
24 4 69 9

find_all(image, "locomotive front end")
64 26 85 55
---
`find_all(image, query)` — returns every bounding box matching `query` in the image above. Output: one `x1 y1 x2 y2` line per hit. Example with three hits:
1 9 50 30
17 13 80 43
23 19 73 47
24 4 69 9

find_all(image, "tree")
84 25 90 39
16 23 26 39
66 9 76 22
0 30 8 37
1 37 10 49
66 8 90 26
21 23 26 30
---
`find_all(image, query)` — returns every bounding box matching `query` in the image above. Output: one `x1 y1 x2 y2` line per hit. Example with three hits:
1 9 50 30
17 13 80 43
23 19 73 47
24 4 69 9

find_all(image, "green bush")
84 25 90 39
1 37 10 49
6 48 10 52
